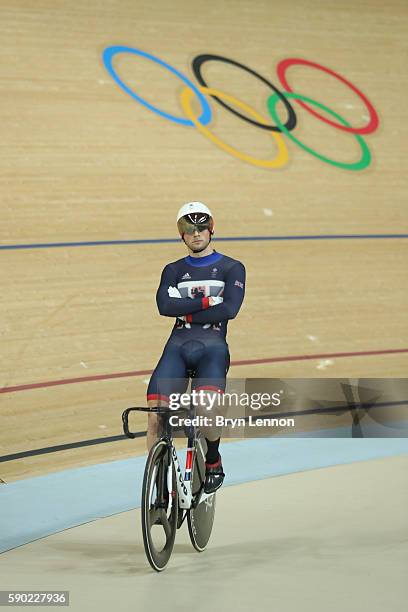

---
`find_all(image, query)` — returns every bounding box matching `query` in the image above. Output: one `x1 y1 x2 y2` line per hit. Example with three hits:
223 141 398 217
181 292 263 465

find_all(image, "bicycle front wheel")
141 439 178 571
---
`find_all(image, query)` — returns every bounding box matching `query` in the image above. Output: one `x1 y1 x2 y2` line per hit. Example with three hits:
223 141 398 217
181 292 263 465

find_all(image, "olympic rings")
277 58 379 135
267 92 371 170
180 86 289 169
102 46 380 171
192 54 297 133
102 46 212 127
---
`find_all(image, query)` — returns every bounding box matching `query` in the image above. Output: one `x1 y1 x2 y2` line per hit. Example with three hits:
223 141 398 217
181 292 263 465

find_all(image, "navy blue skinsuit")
147 250 245 402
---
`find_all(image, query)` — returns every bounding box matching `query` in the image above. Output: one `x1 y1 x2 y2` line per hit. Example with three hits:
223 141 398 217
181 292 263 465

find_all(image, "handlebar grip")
122 408 138 439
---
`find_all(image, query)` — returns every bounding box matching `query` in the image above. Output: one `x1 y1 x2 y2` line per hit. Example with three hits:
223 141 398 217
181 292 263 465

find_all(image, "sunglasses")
178 219 211 235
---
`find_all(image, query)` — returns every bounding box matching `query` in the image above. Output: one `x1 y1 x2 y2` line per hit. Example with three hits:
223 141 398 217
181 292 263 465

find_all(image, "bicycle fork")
170 440 194 510
168 436 214 511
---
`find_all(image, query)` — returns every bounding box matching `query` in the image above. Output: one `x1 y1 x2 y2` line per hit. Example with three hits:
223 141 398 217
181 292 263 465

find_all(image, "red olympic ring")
277 58 379 135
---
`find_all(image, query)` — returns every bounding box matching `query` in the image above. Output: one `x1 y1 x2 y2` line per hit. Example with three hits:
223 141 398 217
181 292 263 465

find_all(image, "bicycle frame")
168 435 203 510
122 406 214 512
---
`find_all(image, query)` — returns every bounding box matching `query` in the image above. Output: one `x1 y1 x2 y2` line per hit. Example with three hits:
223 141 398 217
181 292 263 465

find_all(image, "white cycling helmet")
176 201 214 236
176 201 212 222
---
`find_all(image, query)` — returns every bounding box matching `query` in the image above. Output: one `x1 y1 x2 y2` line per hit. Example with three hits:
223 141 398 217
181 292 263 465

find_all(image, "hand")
168 286 182 298
209 296 223 306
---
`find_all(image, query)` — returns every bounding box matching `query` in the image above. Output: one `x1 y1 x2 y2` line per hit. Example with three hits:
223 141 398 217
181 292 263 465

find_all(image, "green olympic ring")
267 92 371 171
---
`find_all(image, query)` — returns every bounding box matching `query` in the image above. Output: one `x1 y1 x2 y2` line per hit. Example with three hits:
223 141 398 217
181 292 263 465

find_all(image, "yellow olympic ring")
180 86 289 169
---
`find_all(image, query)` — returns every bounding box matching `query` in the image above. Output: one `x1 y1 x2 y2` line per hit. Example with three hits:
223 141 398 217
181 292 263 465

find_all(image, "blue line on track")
1 436 408 553
1 234 408 251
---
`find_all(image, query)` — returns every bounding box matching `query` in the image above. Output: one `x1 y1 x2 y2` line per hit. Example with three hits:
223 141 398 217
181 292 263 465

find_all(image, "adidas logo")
182 272 191 280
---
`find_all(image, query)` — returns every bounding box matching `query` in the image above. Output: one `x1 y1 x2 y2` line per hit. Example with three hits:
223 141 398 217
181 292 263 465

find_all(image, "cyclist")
147 201 245 494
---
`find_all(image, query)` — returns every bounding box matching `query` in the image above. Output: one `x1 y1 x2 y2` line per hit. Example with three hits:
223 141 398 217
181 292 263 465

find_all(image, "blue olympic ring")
102 46 212 127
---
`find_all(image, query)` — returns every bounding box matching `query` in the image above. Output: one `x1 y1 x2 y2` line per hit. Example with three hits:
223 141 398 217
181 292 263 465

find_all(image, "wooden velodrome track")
1 0 407 482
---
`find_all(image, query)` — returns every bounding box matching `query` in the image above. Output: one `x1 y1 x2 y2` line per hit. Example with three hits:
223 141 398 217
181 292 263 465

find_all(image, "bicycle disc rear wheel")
187 440 216 552
141 439 178 571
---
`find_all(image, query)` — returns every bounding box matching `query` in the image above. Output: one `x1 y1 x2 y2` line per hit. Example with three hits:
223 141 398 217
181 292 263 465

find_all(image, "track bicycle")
122 405 217 571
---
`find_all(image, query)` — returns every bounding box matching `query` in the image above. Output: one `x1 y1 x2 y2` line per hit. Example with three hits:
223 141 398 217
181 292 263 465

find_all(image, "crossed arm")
156 262 246 322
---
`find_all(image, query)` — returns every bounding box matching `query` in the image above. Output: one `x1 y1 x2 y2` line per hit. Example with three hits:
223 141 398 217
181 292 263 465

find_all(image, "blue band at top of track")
1 234 408 251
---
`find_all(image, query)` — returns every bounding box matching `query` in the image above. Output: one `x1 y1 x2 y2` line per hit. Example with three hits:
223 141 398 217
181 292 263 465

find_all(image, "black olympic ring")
192 54 297 133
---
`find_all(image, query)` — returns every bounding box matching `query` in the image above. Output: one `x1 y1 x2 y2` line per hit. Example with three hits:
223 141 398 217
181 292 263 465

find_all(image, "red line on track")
231 348 408 366
1 348 407 395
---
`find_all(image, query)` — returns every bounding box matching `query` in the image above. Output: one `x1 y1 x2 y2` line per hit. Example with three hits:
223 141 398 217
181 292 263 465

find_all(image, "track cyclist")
147 202 246 494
